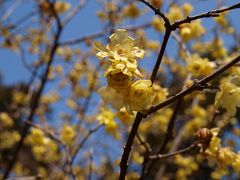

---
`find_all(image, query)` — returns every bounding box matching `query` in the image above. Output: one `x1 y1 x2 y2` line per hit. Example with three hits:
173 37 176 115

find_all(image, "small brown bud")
196 128 212 140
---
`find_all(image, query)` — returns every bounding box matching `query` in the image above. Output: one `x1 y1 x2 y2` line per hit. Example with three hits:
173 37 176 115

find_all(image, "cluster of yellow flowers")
215 76 240 116
175 154 199 179
179 20 206 41
199 128 240 173
39 1 71 15
95 29 159 114
25 128 59 163
186 54 215 77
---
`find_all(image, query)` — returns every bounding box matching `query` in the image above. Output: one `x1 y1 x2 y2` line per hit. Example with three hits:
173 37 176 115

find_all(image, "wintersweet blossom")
215 76 240 116
129 80 155 114
94 29 145 78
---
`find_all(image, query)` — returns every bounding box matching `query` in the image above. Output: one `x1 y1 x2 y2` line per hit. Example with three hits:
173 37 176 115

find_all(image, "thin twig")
149 141 201 160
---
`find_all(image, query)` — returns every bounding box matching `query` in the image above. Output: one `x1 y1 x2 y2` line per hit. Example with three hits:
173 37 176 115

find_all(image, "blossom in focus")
94 29 145 78
215 76 240 116
129 80 155 114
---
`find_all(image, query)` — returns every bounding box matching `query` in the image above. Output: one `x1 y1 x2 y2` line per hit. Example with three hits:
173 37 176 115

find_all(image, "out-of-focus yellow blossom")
66 98 78 110
140 108 172 134
152 84 168 105
13 162 29 176
218 147 235 166
132 151 144 164
13 91 27 105
129 80 155 114
182 3 193 15
167 5 184 22
97 107 120 139
215 12 228 27
146 40 160 52
180 20 206 41
97 107 115 125
26 128 59 162
117 107 135 125
123 3 140 19
151 16 165 32
126 172 140 180
233 152 240 174
186 54 215 77
94 29 145 78
211 167 228 179
0 131 20 149
184 105 208 137
60 124 76 144
211 38 227 59
214 12 234 34
0 112 13 128
98 86 125 110
40 1 71 15
175 155 198 180
150 0 163 8
215 76 240 116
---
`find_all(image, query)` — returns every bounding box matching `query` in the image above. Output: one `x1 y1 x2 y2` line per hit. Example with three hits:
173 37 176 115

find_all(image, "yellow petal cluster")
94 29 144 79
186 54 215 77
180 20 206 41
60 124 76 144
215 76 240 116
128 80 155 114
96 30 156 114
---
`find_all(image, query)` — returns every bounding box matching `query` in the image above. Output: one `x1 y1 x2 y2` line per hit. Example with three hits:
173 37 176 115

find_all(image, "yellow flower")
60 125 76 144
182 3 193 15
117 107 135 125
0 112 13 128
98 86 126 110
152 84 168 105
167 5 184 22
94 29 145 78
218 147 235 166
129 80 155 114
180 20 206 41
186 54 214 77
123 3 140 19
215 76 240 116
97 107 120 139
151 16 164 32
233 152 240 174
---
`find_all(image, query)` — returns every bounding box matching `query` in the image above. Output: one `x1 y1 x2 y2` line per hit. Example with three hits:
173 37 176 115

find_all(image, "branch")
138 0 169 24
148 141 200 160
172 3 240 30
148 54 240 115
70 124 102 165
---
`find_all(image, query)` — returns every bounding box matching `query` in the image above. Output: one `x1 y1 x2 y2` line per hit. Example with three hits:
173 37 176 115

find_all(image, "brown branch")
148 54 240 115
138 0 169 24
3 7 62 179
171 3 240 30
70 124 102 165
150 28 171 83
148 141 200 160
